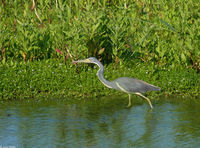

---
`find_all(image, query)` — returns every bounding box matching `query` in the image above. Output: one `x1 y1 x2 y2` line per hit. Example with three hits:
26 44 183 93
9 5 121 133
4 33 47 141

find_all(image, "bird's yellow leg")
127 94 132 107
135 93 154 109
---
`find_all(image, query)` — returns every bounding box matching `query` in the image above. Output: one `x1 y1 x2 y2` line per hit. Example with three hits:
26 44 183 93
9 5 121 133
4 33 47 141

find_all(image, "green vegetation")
0 0 199 100
0 60 199 100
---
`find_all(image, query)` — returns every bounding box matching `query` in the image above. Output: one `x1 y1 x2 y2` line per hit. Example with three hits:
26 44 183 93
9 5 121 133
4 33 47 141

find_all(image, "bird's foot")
126 102 131 108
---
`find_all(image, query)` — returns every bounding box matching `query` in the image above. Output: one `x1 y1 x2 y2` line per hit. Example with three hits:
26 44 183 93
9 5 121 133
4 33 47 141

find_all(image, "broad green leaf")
181 53 186 62
98 48 105 55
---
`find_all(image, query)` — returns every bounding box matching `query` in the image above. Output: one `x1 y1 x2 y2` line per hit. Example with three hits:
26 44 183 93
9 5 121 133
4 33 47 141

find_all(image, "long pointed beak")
73 59 91 63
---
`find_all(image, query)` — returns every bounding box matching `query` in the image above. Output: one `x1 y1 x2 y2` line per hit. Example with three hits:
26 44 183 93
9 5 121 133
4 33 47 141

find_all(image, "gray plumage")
112 77 160 93
74 57 160 109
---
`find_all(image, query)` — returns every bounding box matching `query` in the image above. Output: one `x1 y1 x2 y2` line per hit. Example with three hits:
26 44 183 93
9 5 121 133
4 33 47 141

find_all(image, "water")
0 97 200 148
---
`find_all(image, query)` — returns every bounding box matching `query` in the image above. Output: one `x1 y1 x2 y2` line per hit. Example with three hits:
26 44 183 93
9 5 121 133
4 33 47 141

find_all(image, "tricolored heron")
74 57 160 109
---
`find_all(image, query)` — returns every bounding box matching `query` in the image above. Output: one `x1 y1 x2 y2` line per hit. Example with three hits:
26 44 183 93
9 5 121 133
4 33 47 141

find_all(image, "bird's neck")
96 61 113 89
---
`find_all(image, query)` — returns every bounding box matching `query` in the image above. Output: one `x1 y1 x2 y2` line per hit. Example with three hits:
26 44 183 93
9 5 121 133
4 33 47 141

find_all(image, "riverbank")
0 59 199 101
0 1 199 101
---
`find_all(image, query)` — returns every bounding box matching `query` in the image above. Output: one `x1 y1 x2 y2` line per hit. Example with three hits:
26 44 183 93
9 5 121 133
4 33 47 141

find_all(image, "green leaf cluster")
0 0 199 70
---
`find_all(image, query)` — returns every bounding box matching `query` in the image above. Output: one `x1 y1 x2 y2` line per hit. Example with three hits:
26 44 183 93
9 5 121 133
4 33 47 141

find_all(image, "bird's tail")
139 80 161 92
147 83 161 91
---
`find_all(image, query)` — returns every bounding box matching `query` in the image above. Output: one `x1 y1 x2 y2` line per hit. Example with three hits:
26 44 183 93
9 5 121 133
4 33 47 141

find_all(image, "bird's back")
112 77 160 93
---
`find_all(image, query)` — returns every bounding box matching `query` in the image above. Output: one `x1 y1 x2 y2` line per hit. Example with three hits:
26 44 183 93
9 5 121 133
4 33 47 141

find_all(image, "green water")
0 97 200 148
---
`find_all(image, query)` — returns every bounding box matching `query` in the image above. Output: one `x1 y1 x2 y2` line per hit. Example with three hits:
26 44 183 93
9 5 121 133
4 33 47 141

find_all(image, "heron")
74 57 160 109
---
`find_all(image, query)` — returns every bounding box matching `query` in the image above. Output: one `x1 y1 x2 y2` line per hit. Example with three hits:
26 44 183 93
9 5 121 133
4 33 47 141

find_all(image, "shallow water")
0 97 200 148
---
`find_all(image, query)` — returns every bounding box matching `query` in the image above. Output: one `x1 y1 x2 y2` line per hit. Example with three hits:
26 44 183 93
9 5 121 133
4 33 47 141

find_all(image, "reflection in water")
174 100 200 146
0 97 200 147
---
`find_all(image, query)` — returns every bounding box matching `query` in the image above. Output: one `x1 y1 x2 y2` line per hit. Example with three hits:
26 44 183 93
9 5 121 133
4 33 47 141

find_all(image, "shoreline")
0 60 199 101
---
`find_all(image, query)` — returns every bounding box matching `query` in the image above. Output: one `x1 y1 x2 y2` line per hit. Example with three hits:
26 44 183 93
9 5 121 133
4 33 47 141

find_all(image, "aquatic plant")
0 60 199 100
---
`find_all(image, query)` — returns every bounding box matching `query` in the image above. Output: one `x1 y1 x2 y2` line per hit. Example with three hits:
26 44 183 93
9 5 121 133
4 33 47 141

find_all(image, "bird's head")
73 57 98 64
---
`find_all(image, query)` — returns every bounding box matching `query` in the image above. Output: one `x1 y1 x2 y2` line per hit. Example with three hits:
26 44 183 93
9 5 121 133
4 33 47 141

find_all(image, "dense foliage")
0 0 199 69
0 59 199 100
0 1 199 100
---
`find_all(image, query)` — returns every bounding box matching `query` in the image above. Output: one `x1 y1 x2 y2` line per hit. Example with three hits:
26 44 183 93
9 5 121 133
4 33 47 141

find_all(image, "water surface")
0 97 200 148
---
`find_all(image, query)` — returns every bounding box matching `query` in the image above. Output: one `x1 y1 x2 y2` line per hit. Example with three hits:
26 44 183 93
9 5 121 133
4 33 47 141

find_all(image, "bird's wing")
113 77 160 93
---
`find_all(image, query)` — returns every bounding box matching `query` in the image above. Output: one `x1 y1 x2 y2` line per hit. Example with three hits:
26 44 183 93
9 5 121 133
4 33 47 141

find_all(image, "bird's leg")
127 94 132 107
135 93 154 109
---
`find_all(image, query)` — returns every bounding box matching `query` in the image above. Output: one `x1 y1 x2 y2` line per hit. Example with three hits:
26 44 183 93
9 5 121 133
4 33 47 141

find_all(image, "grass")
0 59 199 101
0 1 199 100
